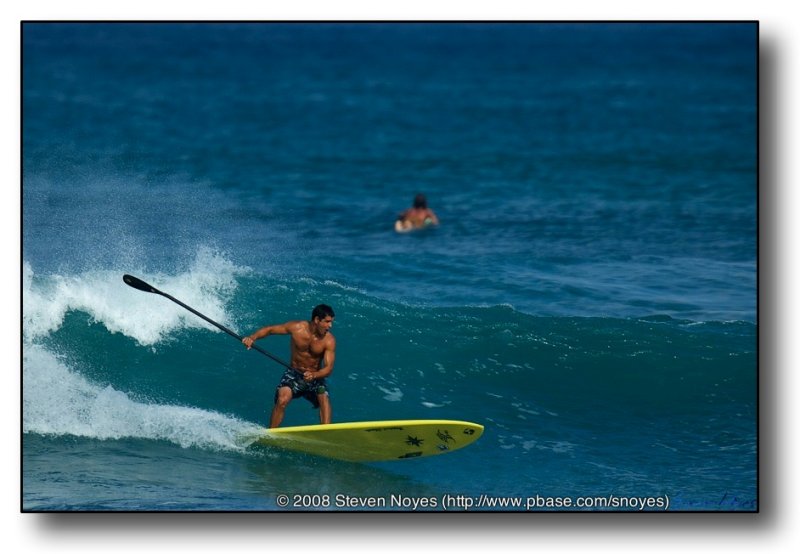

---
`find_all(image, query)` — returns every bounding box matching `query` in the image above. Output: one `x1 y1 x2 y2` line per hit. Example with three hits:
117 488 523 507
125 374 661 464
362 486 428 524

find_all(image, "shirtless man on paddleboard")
242 304 335 428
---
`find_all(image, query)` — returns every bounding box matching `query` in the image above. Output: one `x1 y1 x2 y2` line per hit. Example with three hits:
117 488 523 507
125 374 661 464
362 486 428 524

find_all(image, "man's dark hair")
312 304 335 321
413 193 428 209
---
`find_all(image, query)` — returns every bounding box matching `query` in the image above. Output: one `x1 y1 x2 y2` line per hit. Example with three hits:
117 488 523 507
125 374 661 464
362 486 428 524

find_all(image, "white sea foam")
22 248 263 449
378 386 403 402
22 343 261 451
23 246 245 346
421 401 450 408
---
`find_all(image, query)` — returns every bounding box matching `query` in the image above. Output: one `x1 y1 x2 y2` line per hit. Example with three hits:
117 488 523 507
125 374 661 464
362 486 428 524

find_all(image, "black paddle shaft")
122 274 294 371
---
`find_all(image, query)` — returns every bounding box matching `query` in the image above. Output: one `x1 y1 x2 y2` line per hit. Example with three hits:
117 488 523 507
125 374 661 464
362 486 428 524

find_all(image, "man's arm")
242 321 295 349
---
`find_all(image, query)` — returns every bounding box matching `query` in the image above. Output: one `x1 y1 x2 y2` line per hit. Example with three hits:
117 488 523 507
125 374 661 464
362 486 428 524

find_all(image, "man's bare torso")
287 321 334 372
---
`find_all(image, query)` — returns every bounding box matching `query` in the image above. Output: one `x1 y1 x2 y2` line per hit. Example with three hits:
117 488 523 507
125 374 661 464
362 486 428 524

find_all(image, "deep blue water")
22 22 757 511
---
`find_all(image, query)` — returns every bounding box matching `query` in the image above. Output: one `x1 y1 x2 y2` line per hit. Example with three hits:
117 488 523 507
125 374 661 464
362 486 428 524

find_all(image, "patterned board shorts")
275 368 329 409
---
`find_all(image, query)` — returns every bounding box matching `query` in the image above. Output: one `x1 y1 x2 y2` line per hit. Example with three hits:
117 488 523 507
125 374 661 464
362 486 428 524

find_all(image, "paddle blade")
123 274 159 294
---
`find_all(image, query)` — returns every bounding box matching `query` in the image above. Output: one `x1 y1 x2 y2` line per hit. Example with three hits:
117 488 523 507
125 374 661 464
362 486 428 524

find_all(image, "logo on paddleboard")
365 427 404 432
437 430 455 443
405 435 423 447
463 428 475 435
398 452 423 459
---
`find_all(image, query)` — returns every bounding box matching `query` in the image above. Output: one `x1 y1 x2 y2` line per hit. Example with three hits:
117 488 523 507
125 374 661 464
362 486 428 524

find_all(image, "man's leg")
270 387 293 428
317 393 331 424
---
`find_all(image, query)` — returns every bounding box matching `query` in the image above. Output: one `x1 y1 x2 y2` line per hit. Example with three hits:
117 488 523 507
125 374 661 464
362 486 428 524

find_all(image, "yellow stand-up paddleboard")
254 420 484 462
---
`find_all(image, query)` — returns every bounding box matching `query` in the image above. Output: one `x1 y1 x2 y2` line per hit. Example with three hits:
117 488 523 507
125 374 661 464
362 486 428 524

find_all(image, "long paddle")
122 274 295 371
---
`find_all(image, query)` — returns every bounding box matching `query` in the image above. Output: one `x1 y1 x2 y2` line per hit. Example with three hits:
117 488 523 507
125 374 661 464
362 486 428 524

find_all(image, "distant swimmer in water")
395 193 440 233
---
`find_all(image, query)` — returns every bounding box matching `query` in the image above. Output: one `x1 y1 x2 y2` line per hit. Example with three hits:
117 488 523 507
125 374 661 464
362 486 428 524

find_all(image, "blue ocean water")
22 22 757 511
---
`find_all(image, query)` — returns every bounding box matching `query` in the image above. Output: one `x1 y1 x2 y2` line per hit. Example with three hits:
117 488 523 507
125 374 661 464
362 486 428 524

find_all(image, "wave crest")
23 246 247 346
